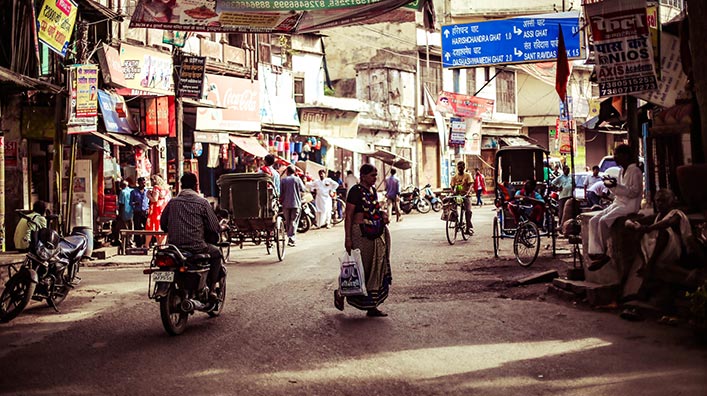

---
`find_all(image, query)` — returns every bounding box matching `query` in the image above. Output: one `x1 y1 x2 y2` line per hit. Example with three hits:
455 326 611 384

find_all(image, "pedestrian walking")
280 165 306 247
335 164 392 317
130 177 150 248
309 169 339 228
117 179 134 248
552 165 573 226
473 168 486 206
145 174 171 247
385 168 402 222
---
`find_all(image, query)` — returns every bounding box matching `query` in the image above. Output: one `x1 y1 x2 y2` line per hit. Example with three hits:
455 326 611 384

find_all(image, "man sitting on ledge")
587 144 643 270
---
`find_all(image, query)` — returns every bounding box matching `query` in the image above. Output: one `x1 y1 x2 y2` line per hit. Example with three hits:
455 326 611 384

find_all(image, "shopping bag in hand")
338 249 367 296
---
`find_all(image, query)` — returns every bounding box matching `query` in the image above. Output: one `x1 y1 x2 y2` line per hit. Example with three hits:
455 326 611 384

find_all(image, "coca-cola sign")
196 74 260 132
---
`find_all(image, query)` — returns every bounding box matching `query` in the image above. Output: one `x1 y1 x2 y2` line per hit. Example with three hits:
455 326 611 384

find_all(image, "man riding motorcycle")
160 172 223 300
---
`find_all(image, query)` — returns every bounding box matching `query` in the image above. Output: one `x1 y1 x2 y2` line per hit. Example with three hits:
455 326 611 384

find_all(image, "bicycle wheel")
549 214 557 257
445 211 458 245
460 215 469 241
492 215 500 257
331 198 345 225
514 221 540 267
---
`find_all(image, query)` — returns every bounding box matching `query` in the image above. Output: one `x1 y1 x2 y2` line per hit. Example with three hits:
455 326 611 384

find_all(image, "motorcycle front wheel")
207 272 227 318
416 199 432 213
160 286 189 336
0 271 36 323
431 200 442 212
47 267 71 308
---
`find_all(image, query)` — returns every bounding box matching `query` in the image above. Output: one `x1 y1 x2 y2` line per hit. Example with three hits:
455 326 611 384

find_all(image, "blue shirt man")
259 154 280 196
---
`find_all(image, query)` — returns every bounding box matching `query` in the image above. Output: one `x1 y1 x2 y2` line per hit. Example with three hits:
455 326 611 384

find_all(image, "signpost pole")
173 49 184 192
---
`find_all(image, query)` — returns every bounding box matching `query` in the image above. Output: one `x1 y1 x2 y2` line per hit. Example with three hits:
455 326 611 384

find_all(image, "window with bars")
294 76 305 104
495 70 516 114
420 58 441 106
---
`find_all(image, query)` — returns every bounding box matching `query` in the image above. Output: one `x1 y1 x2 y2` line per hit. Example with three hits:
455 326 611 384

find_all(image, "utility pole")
173 49 184 190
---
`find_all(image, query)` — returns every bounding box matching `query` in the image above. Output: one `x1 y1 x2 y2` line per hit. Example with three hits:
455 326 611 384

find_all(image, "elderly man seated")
620 189 706 320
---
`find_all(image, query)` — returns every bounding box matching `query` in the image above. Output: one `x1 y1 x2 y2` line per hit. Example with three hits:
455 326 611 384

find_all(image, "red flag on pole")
555 25 570 103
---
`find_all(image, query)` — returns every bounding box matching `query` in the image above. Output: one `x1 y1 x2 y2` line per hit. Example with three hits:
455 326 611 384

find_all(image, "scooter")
422 184 442 212
297 192 316 233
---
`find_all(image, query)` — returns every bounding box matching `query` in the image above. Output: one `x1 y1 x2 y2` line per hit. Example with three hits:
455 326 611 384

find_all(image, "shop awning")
325 137 374 154
229 136 269 158
370 149 413 170
108 133 156 149
89 131 126 147
0 65 62 93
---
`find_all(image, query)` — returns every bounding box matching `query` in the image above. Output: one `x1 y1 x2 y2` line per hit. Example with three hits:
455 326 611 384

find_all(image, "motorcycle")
0 212 87 323
297 192 317 233
143 245 227 335
399 186 431 214
422 184 442 212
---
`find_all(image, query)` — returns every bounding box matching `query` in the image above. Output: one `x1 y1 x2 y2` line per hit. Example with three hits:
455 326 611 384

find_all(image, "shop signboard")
196 74 260 132
449 117 466 146
4 140 17 168
441 12 581 68
118 43 174 96
37 0 78 57
178 56 206 98
635 34 688 108
97 44 127 87
75 65 98 118
299 110 358 138
436 91 494 119
586 0 658 97
67 66 97 133
464 118 483 156
97 90 136 134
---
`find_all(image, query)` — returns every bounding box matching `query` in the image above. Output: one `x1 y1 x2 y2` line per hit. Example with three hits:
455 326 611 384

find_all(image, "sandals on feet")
366 308 388 317
334 290 344 311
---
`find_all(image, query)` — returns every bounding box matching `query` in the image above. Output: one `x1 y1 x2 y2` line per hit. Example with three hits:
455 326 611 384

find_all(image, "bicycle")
442 195 473 245
331 194 346 225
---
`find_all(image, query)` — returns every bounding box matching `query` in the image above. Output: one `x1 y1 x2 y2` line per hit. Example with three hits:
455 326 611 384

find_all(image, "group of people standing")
115 175 172 248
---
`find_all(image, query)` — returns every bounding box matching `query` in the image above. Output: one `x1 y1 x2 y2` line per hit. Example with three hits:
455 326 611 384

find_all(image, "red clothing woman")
145 175 171 246
473 169 486 206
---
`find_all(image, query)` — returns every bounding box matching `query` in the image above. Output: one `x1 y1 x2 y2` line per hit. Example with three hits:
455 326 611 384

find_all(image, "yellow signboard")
37 0 78 57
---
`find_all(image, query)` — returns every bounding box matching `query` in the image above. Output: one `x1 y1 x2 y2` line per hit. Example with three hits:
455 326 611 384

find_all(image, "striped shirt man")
160 189 220 253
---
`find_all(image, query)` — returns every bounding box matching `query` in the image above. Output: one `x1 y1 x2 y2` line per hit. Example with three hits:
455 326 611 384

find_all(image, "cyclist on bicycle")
450 161 473 233
513 179 545 226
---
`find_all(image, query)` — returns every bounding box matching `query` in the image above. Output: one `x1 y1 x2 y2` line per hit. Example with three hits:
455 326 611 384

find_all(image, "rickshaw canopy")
494 145 550 187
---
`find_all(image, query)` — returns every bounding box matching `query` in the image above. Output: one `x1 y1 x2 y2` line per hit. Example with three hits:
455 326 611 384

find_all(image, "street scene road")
1 208 705 395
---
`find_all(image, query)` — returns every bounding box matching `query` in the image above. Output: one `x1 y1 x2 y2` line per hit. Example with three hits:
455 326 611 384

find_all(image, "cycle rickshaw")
217 173 286 262
491 145 558 267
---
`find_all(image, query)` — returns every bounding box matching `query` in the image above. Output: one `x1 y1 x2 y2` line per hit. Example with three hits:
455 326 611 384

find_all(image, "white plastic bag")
338 249 367 296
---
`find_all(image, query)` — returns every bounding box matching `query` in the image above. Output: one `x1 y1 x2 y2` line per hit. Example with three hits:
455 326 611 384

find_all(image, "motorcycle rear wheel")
297 213 311 233
160 286 189 336
207 273 227 318
431 201 442 212
0 272 36 323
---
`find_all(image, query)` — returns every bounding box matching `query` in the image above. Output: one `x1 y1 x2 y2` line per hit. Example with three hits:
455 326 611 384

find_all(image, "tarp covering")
129 0 424 33
370 149 413 170
229 135 269 158
325 137 374 154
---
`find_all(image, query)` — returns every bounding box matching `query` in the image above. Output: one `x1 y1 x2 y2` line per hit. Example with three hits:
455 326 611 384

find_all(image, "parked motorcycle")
297 192 317 233
422 184 443 212
399 186 431 214
0 212 87 323
143 245 227 335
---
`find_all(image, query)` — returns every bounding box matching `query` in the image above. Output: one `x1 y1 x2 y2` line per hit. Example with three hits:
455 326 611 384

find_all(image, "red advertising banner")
436 91 494 119
128 0 415 33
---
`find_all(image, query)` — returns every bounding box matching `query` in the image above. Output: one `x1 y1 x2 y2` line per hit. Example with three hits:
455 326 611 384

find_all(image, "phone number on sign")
600 83 658 96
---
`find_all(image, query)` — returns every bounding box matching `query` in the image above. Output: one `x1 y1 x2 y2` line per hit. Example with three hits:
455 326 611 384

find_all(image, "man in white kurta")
588 145 643 267
310 169 340 228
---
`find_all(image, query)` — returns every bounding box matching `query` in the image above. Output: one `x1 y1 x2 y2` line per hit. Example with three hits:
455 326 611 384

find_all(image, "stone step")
92 246 119 260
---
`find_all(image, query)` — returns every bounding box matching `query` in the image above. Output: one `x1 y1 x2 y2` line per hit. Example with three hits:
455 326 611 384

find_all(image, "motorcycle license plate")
152 271 174 283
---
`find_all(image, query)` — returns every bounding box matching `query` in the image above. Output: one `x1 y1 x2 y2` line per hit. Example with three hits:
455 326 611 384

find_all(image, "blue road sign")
441 11 582 68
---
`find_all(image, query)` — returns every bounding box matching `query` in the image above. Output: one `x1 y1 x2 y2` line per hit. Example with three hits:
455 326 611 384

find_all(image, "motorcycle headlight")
36 241 54 261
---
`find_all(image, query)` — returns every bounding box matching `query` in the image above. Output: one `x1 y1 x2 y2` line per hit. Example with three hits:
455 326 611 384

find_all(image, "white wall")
292 52 326 104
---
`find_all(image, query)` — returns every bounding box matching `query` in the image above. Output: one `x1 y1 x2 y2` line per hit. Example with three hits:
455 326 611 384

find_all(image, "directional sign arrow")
445 52 451 61
514 48 523 57
513 26 522 36
444 29 450 38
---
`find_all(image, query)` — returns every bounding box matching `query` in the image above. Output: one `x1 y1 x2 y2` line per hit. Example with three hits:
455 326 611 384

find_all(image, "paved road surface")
1 208 705 395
